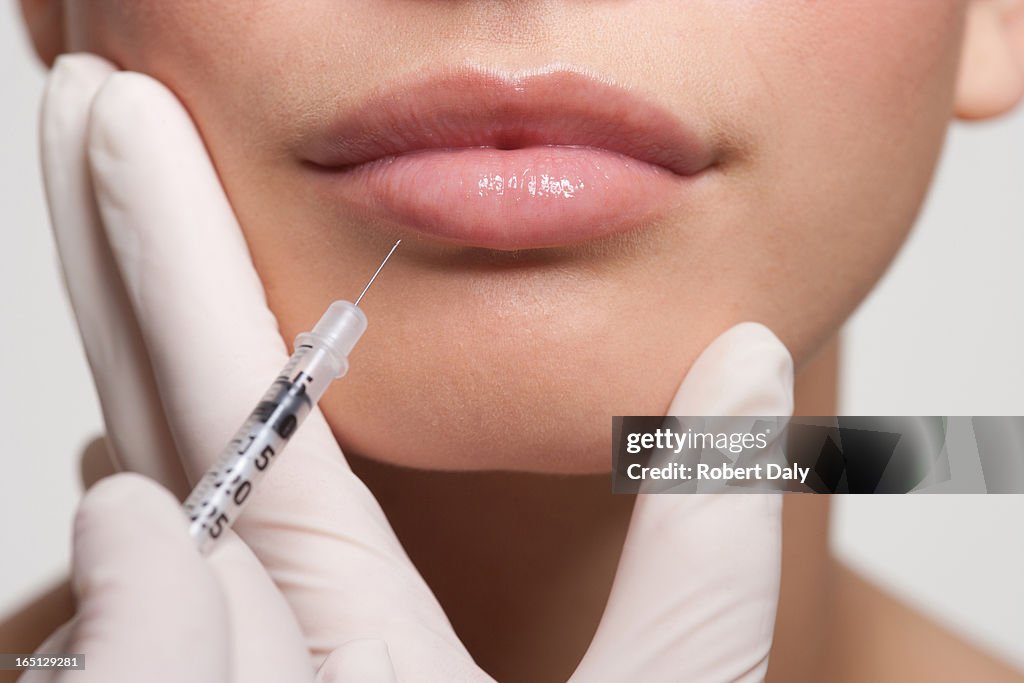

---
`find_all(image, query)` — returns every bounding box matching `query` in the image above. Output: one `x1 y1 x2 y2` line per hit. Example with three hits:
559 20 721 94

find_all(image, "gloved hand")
571 327 791 682
20 473 392 683
40 53 792 681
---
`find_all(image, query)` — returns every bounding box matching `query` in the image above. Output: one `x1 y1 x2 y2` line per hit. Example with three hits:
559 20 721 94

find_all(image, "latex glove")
42 53 791 681
41 53 487 682
21 473 394 683
21 473 311 682
570 325 791 682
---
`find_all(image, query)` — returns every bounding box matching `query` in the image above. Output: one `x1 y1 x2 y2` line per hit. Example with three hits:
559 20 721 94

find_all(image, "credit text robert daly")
623 427 810 484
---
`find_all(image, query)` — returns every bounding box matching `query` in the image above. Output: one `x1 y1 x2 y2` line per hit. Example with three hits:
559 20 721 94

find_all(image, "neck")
346 455 634 682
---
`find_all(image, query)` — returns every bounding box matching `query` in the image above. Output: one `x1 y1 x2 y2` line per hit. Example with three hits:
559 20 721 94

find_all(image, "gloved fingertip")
41 53 115 161
49 53 116 86
669 321 794 416
71 473 195 598
316 639 397 683
75 471 180 523
69 476 230 679
87 70 181 159
75 473 178 520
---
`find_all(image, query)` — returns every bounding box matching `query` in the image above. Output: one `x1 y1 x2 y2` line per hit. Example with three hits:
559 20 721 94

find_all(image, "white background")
2 3 1022 672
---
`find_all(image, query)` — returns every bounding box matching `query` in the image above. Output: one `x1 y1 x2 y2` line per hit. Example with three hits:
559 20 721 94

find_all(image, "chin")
315 321 704 473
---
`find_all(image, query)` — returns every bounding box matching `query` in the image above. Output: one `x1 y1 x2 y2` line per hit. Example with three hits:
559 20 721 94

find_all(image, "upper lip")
298 68 717 177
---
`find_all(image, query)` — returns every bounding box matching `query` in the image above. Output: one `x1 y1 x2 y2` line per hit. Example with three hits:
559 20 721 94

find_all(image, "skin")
4 350 1023 681
11 1 1024 681
28 0 1009 474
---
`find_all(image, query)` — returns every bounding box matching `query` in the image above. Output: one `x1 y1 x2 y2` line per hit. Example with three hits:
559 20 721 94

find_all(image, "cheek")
712 2 968 361
64 3 285 115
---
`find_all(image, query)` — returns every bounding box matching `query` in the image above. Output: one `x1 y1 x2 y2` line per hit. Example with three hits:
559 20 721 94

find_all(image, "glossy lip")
298 68 718 250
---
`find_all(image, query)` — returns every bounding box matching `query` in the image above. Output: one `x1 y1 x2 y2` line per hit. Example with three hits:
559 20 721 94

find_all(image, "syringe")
183 240 401 553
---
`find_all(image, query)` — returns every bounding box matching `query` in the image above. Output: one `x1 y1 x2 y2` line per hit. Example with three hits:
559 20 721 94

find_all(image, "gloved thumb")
66 474 230 682
667 322 793 416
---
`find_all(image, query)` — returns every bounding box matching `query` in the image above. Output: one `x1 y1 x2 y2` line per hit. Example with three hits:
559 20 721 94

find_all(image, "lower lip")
314 147 688 250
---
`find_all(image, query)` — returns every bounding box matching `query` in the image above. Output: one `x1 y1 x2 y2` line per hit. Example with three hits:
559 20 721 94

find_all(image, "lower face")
68 1 966 471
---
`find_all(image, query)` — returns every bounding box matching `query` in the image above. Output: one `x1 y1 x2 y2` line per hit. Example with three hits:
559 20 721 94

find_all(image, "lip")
299 69 717 250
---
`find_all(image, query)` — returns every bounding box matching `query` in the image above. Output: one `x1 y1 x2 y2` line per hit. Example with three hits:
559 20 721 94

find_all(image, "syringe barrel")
184 300 367 553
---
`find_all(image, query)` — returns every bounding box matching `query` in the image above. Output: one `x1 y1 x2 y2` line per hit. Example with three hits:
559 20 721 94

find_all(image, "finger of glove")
68 473 228 682
206 532 316 682
573 323 791 683
86 72 484 678
84 69 288 486
316 640 397 683
40 54 189 497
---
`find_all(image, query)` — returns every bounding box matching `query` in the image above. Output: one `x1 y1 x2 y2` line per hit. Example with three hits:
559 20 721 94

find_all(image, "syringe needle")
355 239 401 306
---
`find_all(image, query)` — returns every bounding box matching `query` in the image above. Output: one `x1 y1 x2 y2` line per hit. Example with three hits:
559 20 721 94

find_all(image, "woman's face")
64 1 966 471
